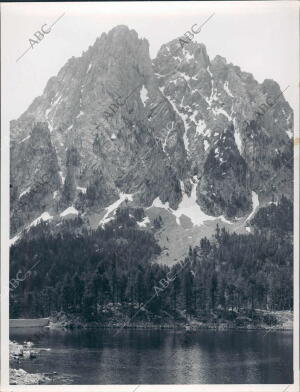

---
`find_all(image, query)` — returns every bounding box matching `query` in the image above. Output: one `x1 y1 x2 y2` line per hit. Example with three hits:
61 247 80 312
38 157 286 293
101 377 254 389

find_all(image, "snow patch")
204 140 210 151
151 180 224 227
234 127 243 154
45 107 51 118
151 178 234 227
140 85 149 106
99 193 133 227
152 197 171 211
19 135 31 144
173 55 182 62
10 212 53 246
206 68 219 106
219 216 233 225
29 212 53 228
19 187 31 199
195 120 206 136
224 81 234 98
60 206 79 217
53 95 62 106
59 171 65 184
76 111 84 118
204 128 211 138
245 191 259 222
162 122 174 152
10 234 21 246
184 49 194 61
169 101 189 151
159 87 190 154
77 186 87 194
137 216 150 228
87 63 92 73
179 72 190 82
212 107 232 121
286 129 293 139
173 182 218 226
48 122 53 133
190 110 199 124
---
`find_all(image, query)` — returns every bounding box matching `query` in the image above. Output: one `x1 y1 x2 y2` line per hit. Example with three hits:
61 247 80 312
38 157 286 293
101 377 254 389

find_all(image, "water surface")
10 327 293 384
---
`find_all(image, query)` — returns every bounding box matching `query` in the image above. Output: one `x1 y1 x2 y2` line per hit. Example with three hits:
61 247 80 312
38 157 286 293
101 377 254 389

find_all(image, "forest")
10 196 293 324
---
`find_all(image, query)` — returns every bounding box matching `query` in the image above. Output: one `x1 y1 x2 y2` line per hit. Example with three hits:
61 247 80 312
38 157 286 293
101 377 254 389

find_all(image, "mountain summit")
10 26 293 262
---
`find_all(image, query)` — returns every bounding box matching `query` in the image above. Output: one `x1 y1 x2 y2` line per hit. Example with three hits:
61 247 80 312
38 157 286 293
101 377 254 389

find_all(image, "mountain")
10 25 293 263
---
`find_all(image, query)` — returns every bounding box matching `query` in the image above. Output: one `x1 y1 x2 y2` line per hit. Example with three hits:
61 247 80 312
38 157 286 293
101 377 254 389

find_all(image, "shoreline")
10 310 293 384
49 322 293 331
48 309 293 331
9 341 52 385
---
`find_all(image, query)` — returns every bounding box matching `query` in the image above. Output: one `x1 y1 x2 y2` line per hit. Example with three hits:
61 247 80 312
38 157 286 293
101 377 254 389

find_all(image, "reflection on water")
10 327 293 384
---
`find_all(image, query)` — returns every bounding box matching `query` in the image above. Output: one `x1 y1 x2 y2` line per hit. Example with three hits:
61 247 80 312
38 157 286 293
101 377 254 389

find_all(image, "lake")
10 327 293 384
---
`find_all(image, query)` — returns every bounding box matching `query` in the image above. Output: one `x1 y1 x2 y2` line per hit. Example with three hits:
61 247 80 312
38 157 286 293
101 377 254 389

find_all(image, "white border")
1 1 299 392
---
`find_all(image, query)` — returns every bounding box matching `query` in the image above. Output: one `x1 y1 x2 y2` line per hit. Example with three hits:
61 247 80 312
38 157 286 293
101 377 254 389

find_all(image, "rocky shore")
10 368 51 385
9 340 53 385
49 308 293 331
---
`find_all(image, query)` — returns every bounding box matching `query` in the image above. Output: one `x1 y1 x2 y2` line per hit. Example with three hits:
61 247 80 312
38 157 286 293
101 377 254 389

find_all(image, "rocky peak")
9 26 293 237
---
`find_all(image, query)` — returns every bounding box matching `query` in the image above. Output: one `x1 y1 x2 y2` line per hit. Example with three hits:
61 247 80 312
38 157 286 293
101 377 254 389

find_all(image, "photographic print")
1 1 299 391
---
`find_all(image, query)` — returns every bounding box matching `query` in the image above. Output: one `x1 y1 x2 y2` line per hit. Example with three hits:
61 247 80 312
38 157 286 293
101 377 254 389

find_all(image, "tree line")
10 196 293 322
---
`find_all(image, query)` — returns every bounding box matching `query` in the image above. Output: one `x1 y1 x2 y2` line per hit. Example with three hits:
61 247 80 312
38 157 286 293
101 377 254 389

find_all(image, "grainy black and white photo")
1 1 299 391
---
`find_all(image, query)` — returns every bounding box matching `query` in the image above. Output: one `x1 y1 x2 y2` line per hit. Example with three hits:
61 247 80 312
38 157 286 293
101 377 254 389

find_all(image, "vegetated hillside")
10 197 292 325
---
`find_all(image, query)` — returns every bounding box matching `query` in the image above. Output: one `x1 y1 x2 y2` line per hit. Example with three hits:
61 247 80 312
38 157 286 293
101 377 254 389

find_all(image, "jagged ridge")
10 25 293 242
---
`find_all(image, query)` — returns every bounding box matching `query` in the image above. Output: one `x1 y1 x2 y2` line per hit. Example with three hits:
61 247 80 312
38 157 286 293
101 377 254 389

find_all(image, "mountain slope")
10 25 293 261
152 39 293 215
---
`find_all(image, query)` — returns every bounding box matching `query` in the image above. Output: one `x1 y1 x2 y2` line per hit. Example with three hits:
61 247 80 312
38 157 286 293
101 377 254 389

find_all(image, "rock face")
10 122 61 234
10 25 293 237
152 39 293 213
197 124 251 218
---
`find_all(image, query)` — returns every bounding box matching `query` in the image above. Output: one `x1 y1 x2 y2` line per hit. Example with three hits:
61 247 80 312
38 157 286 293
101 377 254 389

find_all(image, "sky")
1 1 299 132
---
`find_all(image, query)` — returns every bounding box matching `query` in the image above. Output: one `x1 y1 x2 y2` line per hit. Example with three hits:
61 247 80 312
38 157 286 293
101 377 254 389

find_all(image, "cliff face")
10 26 293 241
152 39 293 215
10 122 61 234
